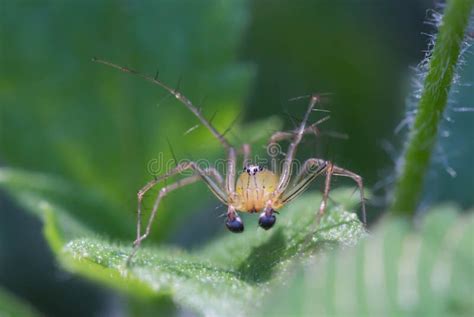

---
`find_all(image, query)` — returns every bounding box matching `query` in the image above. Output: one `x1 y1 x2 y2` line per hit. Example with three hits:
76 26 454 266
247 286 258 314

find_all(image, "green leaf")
0 287 41 317
0 167 128 239
0 167 365 316
257 206 474 317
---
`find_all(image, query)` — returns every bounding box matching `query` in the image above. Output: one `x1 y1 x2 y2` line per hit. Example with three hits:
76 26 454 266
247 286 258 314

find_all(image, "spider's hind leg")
318 162 366 224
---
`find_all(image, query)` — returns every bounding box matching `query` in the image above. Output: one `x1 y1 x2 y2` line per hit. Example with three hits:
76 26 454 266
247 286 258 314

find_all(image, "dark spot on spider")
226 216 244 233
258 211 276 230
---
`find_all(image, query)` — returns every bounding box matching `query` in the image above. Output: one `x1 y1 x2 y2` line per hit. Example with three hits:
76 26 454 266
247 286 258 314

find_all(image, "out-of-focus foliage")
0 287 40 317
0 1 253 241
257 206 474 317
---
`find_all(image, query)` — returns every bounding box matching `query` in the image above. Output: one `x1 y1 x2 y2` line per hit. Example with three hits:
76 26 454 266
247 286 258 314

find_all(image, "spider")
93 58 366 265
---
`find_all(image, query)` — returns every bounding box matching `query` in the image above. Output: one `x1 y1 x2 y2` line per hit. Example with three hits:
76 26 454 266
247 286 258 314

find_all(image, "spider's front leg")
275 94 321 192
128 163 226 265
242 143 251 168
224 146 247 232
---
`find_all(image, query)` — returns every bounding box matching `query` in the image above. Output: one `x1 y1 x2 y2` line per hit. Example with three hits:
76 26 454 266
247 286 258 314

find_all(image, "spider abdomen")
234 168 279 212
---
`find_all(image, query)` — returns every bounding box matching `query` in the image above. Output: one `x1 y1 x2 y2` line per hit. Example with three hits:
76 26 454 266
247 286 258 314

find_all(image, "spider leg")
130 163 226 265
292 158 326 185
332 166 366 224
267 116 329 173
268 115 330 144
318 162 334 222
280 158 328 204
318 162 366 224
92 58 232 150
226 148 237 195
279 158 366 224
242 143 251 168
276 94 321 193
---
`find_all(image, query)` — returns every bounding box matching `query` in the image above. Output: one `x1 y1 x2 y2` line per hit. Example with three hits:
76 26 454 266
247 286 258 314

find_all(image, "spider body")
92 57 366 265
234 166 279 213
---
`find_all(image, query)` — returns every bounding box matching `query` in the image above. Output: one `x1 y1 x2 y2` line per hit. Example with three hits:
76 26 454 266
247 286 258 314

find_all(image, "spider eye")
258 212 276 230
226 216 244 233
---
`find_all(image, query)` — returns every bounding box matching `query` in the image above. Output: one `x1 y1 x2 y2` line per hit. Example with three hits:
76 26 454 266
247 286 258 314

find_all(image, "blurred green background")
0 0 472 316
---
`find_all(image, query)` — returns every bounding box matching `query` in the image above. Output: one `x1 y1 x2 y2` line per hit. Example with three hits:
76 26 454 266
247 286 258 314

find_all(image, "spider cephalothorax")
93 58 366 265
234 166 279 213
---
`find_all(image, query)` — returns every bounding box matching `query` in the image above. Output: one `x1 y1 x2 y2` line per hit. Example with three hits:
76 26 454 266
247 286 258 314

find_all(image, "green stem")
390 0 473 216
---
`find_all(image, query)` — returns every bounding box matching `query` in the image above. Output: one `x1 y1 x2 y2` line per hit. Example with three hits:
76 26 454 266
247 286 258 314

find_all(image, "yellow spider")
93 58 366 264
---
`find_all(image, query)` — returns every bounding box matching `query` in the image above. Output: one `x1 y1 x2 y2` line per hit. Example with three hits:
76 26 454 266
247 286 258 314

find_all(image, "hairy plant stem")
391 0 474 216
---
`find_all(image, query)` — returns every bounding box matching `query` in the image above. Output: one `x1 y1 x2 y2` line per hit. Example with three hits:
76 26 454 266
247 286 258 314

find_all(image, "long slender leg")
292 158 327 186
267 115 329 174
129 172 214 264
135 166 224 242
242 144 251 168
136 163 225 239
206 167 225 186
92 58 232 150
276 95 320 193
268 115 330 144
318 162 334 222
271 148 278 174
317 162 366 224
226 148 237 195
332 166 366 224
280 158 328 204
132 163 226 263
279 157 366 224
